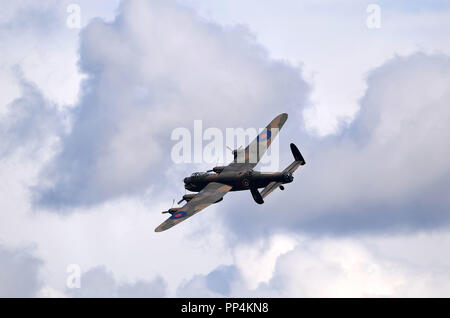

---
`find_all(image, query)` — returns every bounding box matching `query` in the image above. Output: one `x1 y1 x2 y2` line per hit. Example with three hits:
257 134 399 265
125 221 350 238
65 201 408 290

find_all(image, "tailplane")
260 143 306 199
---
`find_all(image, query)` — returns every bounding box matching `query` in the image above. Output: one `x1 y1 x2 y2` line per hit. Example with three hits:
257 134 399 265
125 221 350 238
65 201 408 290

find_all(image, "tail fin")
290 143 305 165
260 144 305 199
283 143 305 174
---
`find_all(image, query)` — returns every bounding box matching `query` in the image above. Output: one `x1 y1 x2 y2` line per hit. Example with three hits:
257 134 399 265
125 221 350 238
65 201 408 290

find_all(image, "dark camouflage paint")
260 158 305 198
155 113 304 232
226 113 288 171
155 182 232 232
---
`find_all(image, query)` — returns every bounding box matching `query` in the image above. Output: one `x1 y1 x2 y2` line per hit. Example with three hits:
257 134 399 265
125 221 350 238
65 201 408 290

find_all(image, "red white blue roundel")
257 130 272 142
170 211 187 219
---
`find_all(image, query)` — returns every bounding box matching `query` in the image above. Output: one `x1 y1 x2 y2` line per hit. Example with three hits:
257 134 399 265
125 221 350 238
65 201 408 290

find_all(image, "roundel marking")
170 211 187 219
257 130 272 142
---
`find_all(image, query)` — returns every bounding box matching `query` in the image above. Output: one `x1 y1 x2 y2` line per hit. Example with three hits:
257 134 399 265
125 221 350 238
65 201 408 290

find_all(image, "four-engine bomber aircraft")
155 113 305 232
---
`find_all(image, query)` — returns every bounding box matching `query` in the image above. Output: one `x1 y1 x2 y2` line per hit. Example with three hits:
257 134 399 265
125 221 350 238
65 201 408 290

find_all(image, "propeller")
227 145 243 153
162 199 176 214
226 145 243 160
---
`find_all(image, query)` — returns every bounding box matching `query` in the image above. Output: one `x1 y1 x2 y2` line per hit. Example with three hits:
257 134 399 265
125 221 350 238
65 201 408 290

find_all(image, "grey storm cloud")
0 245 43 297
34 0 309 209
67 266 167 298
221 52 450 238
0 71 62 156
177 265 240 297
6 0 449 242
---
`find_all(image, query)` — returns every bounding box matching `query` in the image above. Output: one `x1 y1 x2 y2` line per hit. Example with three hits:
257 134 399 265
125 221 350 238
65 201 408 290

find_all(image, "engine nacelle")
282 172 294 183
182 194 196 202
179 194 222 205
162 207 181 215
211 166 226 173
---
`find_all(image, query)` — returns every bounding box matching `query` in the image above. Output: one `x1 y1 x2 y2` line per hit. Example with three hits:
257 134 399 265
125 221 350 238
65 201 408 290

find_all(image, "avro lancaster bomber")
155 113 305 232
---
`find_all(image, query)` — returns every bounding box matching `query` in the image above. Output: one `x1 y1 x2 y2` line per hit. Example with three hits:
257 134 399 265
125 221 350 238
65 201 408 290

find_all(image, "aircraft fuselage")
183 170 293 192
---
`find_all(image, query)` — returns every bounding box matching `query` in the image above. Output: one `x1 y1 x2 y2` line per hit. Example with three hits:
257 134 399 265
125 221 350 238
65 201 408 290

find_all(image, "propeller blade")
226 145 243 152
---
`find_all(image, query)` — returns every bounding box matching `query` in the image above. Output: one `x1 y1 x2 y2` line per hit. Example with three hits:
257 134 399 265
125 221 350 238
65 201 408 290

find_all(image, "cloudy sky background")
1 0 450 297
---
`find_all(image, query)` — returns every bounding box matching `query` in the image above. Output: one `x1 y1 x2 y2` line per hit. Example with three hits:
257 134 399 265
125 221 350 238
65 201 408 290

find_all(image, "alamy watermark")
66 264 81 289
366 4 381 29
66 4 82 29
171 121 280 171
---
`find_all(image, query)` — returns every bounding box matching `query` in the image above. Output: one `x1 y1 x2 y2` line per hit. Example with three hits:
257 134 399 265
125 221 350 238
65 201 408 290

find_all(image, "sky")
0 0 450 297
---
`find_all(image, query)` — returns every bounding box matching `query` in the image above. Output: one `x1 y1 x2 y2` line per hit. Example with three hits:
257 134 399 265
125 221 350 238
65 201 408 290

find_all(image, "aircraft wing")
155 182 232 232
283 160 303 174
260 181 282 199
225 113 288 172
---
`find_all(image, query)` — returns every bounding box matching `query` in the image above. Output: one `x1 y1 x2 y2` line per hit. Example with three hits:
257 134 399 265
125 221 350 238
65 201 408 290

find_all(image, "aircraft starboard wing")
225 113 288 172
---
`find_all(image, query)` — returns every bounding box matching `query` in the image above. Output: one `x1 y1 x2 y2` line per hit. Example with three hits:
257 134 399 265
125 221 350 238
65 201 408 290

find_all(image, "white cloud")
260 238 404 297
233 234 297 289
222 53 450 237
34 0 309 208
179 232 450 297
182 0 450 136
1 0 450 298
0 0 81 107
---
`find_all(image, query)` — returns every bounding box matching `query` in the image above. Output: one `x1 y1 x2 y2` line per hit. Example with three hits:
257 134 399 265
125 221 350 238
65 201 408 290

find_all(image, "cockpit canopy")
191 172 212 177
